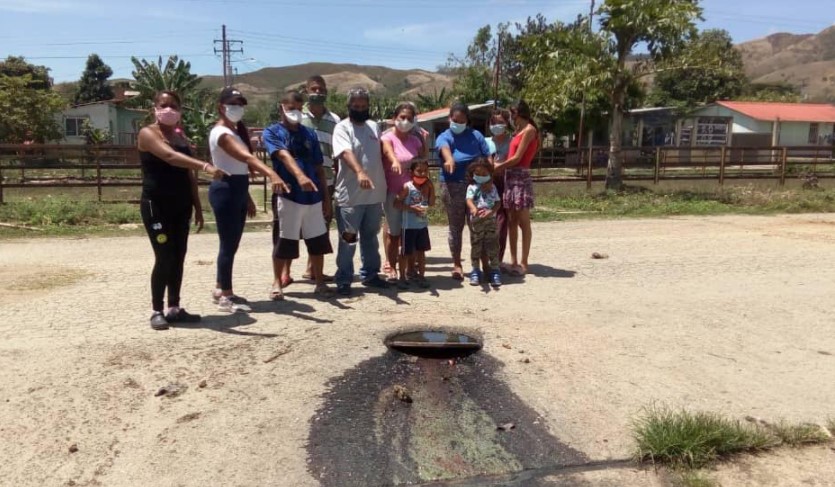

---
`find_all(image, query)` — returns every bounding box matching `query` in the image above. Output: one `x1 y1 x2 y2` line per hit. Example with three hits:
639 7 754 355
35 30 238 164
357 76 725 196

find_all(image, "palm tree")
416 88 451 112
129 55 203 108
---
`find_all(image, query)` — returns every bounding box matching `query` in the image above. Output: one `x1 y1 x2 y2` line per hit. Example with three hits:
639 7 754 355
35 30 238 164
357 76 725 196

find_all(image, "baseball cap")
219 87 248 105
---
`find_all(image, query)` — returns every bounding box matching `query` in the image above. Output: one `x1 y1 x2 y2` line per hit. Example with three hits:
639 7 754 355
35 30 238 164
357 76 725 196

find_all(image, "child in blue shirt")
394 160 435 289
466 159 502 288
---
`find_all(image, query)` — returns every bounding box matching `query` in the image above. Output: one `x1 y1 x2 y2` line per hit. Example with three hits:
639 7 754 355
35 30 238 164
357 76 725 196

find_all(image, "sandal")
302 273 334 282
509 265 525 277
451 269 464 281
280 276 294 287
270 286 284 301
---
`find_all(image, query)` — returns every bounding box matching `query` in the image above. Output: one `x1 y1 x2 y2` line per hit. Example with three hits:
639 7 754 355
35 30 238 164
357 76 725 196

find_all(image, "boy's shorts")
272 196 332 260
401 227 431 256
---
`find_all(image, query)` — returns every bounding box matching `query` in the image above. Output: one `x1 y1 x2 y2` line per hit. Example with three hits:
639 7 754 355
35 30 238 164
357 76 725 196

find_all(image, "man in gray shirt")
332 87 388 295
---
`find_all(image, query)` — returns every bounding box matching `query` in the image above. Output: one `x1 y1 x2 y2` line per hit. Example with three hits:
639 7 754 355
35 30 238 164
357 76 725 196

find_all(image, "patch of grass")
770 421 832 446
827 418 835 435
533 185 835 222
0 196 140 227
674 470 717 487
633 405 778 469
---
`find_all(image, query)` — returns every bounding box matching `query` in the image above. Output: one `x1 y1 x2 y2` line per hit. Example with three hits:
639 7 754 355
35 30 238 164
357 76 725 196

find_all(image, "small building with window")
681 101 835 147
56 100 148 145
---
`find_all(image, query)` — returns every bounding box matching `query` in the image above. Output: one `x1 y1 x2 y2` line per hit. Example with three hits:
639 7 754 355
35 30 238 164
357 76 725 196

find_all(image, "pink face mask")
155 107 181 127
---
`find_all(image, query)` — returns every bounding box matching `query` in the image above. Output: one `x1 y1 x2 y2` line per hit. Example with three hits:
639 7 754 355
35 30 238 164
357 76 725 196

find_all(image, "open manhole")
385 330 482 359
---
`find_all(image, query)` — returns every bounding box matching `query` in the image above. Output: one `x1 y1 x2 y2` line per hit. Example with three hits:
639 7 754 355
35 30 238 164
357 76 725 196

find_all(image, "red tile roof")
716 101 835 123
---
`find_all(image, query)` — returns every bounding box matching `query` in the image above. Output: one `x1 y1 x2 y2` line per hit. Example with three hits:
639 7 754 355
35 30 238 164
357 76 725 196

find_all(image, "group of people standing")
137 76 538 330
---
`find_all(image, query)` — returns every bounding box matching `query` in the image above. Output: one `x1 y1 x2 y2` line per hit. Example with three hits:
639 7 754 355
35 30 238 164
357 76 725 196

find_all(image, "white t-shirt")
209 125 250 175
332 119 386 207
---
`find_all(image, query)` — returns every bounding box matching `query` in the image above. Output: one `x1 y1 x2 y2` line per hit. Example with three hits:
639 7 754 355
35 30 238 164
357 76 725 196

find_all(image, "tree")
81 119 112 145
0 56 51 89
500 14 557 92
242 99 276 128
522 0 703 189
180 89 219 150
415 88 452 112
648 29 746 108
0 74 65 142
74 54 114 104
129 55 203 108
129 55 215 145
446 25 513 105
739 82 802 103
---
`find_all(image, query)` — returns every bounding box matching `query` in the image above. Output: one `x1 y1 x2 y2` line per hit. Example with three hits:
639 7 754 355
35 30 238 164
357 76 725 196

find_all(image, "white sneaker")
217 295 252 313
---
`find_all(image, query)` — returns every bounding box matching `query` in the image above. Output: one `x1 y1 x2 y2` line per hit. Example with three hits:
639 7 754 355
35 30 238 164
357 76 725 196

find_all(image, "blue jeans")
209 175 249 291
335 203 383 287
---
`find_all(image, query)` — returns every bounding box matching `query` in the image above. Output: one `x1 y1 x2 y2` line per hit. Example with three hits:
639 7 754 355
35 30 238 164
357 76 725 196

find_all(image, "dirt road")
1 214 833 486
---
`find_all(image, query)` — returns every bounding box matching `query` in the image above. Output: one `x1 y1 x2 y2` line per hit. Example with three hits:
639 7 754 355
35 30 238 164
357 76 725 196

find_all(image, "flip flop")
509 265 525 277
280 276 294 287
451 270 464 281
302 273 335 282
270 286 284 301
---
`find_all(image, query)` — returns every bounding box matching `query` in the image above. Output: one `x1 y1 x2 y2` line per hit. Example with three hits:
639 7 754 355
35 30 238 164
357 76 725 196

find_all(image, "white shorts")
273 197 332 259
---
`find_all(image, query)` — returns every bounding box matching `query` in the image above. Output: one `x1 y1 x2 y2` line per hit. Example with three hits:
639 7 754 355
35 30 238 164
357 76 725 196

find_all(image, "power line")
21 53 217 60
239 40 443 64
213 24 244 86
228 29 445 56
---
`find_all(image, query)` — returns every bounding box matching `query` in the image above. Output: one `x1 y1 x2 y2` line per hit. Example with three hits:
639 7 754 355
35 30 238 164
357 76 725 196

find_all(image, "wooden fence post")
654 148 661 185
719 146 726 186
779 147 788 186
586 148 593 190
96 150 102 202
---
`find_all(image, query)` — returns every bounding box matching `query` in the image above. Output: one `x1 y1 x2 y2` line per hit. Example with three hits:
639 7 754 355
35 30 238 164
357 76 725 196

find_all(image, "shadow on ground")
307 351 588 487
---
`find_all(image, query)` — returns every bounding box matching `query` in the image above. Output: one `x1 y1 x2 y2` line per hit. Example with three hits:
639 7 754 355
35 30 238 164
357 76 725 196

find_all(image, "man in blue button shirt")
263 91 334 299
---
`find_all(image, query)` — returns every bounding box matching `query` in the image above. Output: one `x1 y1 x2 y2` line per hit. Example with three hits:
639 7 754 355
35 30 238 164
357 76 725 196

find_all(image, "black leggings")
141 198 191 312
209 176 249 291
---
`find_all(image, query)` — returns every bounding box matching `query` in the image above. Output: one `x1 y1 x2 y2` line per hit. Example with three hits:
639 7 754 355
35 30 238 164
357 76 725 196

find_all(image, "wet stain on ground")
307 350 587 487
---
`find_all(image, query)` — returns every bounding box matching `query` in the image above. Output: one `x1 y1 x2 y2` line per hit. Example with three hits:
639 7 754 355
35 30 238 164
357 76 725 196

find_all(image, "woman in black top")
138 90 225 330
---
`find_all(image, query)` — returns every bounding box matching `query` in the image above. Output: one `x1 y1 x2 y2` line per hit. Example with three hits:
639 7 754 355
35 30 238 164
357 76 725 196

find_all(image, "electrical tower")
213 25 244 87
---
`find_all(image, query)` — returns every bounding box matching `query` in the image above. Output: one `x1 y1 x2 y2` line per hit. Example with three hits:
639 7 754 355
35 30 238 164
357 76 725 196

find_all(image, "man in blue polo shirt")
263 90 334 299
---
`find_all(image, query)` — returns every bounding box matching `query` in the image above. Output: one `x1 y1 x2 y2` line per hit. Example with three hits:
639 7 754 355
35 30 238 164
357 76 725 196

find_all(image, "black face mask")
348 108 370 123
308 93 327 105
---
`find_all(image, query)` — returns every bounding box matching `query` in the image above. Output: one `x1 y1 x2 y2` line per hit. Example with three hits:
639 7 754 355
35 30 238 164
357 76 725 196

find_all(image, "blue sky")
1 0 833 83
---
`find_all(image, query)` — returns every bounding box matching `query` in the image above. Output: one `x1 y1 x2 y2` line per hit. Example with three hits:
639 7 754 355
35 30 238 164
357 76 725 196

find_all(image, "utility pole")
213 24 244 87
576 0 595 157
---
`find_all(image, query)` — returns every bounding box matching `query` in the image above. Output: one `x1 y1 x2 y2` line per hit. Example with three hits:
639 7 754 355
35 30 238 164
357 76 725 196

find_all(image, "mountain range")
736 25 835 101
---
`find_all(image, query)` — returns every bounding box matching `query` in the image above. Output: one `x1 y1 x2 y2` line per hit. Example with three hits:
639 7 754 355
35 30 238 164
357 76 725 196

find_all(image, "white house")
681 101 835 147
57 100 147 145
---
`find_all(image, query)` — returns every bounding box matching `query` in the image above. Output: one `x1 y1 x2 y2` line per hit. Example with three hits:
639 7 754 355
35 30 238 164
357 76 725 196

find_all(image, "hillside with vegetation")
737 26 835 101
